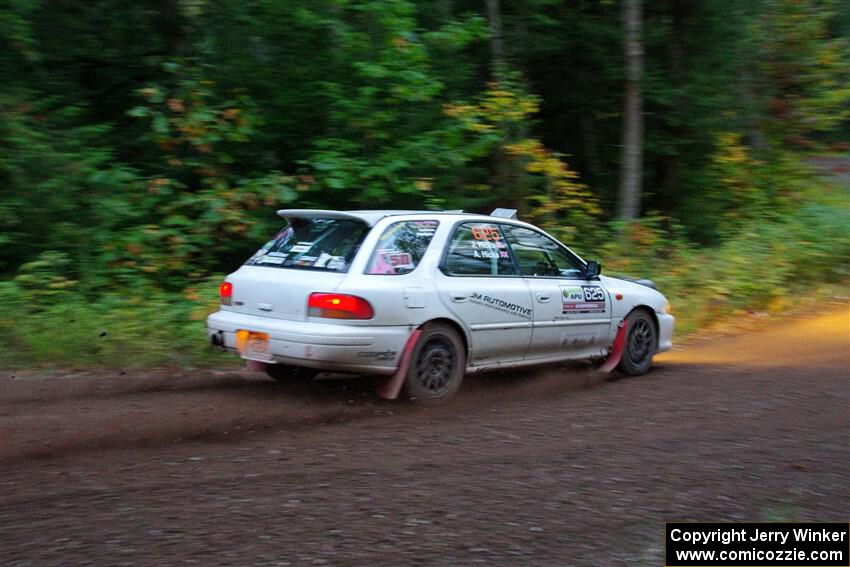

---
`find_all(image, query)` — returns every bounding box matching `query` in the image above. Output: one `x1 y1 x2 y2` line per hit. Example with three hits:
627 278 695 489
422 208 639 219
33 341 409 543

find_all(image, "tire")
264 364 318 383
618 309 658 376
404 323 465 405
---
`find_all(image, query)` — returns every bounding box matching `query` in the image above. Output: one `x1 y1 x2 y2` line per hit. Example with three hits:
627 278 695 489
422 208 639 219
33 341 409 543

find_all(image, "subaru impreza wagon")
207 209 674 404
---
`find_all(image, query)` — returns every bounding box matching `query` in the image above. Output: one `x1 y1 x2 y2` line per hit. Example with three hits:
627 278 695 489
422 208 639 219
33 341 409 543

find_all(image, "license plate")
236 330 272 361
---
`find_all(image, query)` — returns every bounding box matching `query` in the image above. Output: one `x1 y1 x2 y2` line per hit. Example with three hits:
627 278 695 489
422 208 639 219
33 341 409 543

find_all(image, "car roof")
276 208 587 264
277 209 485 227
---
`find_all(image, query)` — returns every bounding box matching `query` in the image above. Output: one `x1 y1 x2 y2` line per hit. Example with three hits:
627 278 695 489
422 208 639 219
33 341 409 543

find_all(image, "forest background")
1 0 847 367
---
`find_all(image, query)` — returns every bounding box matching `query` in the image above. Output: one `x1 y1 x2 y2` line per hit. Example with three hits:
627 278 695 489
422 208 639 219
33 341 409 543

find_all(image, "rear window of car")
366 220 439 275
244 218 369 273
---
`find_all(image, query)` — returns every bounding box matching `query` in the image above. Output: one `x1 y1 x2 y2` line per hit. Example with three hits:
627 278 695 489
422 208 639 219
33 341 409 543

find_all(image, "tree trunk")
157 0 184 55
661 0 685 204
578 65 603 180
618 0 644 220
484 0 512 206
485 0 506 78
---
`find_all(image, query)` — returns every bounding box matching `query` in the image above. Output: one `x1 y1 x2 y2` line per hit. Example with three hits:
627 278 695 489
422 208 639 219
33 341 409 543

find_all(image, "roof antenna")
490 208 518 220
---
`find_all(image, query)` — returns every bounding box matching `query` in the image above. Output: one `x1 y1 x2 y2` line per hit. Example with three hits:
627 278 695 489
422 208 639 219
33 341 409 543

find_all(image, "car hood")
599 275 669 313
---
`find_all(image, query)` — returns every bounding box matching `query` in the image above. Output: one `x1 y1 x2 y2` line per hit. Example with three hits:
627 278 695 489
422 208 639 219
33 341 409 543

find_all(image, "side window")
502 225 584 278
366 220 439 275
444 223 517 276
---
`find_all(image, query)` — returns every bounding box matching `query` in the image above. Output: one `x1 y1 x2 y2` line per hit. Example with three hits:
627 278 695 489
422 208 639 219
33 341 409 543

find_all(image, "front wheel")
404 323 465 405
617 310 658 376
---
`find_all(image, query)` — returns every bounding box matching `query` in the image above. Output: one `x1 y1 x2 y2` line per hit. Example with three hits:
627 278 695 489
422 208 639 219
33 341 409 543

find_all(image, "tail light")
308 293 373 319
219 281 233 306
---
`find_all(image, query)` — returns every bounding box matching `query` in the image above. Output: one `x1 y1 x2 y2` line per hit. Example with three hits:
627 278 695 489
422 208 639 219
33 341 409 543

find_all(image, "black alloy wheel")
618 309 658 376
405 323 465 404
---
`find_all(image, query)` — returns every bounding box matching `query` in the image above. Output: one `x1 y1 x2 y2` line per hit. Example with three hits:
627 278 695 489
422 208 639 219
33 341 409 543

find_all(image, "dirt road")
2 309 848 565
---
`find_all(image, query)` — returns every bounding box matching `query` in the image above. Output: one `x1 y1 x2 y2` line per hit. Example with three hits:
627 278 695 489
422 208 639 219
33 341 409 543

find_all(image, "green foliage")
123 62 297 288
290 1 489 207
596 177 850 334
11 251 76 302
0 95 137 279
755 0 850 146
442 79 600 244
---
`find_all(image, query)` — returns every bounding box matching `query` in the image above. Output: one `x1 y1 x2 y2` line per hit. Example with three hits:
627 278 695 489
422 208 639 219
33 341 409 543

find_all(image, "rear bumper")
656 313 675 353
206 310 411 375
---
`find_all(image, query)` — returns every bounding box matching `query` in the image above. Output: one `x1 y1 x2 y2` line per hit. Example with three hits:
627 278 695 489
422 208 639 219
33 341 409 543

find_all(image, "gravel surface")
1 309 848 566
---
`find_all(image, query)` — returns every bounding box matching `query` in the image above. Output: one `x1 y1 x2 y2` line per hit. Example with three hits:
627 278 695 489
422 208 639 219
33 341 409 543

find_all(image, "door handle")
536 293 551 303
451 293 467 303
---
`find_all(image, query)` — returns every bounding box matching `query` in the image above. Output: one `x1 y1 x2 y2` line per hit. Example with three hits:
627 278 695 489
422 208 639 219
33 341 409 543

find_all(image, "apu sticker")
561 285 607 314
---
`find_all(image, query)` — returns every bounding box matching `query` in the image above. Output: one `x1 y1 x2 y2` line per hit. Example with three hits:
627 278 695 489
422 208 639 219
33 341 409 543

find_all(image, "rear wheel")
618 309 658 376
264 364 318 383
404 323 465 405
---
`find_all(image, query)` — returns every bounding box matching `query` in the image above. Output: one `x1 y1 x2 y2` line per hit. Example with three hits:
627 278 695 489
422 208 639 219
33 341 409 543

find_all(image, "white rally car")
207 209 674 404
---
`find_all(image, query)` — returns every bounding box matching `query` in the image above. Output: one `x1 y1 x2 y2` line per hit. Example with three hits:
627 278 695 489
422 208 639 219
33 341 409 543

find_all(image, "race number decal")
470 226 502 241
582 286 605 302
561 285 607 314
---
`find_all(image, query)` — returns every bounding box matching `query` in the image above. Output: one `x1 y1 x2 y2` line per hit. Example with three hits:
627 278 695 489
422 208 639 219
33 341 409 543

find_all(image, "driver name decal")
561 285 607 314
470 225 509 260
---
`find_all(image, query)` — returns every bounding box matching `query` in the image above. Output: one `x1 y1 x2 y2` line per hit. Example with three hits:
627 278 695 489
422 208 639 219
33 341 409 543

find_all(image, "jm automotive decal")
469 292 532 319
561 286 607 314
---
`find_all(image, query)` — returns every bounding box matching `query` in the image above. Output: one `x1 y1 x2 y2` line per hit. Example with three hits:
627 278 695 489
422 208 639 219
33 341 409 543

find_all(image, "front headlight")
662 301 672 314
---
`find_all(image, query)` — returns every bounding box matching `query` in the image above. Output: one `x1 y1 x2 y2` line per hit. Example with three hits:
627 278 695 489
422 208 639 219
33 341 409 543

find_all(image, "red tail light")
219 281 233 306
308 293 373 319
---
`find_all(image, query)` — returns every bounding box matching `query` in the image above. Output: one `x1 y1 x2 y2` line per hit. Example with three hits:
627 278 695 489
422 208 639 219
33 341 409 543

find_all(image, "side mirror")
585 260 601 279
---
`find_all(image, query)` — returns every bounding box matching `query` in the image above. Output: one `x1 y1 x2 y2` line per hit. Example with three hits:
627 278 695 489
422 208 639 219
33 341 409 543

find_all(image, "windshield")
244 218 369 273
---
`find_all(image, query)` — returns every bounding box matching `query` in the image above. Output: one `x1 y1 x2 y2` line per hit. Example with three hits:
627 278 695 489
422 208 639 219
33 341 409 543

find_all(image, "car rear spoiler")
276 209 383 227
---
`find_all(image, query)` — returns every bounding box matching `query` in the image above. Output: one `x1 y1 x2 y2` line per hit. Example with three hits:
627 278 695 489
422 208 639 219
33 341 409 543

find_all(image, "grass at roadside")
0 279 235 370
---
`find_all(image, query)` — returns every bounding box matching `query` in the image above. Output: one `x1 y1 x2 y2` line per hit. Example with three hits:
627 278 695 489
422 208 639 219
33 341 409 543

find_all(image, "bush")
585 178 849 334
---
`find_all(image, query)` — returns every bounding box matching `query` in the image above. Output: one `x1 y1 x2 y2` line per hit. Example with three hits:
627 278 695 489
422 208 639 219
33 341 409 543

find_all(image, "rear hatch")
224 216 370 321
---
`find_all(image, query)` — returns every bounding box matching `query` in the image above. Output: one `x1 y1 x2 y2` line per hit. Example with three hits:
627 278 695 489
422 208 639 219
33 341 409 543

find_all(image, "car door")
435 222 534 365
501 225 612 361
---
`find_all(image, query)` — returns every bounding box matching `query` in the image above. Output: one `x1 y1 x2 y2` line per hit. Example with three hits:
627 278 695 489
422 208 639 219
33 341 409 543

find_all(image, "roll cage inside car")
435 217 593 280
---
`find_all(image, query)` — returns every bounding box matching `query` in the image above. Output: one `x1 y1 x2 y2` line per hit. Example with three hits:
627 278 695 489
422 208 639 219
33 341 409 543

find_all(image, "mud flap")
376 330 422 400
245 360 267 372
598 319 627 373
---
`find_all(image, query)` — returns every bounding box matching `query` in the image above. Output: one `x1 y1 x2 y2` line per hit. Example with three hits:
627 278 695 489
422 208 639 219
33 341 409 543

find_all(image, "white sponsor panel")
561 285 607 313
